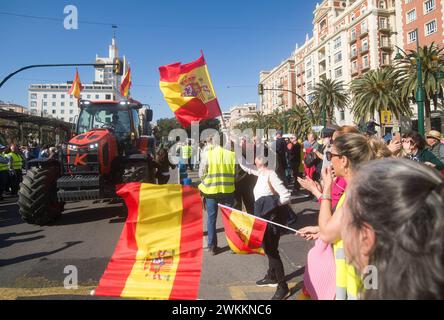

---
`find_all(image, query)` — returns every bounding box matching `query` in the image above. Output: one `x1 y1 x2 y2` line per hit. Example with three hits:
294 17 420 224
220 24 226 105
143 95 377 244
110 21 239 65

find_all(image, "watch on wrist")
319 194 332 201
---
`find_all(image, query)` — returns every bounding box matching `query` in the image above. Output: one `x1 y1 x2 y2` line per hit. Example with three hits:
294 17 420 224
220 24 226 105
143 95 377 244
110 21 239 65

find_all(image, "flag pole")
218 204 301 234
201 49 227 132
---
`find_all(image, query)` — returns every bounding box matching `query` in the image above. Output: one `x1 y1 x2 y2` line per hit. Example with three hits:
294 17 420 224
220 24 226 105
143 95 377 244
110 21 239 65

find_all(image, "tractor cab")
75 100 142 154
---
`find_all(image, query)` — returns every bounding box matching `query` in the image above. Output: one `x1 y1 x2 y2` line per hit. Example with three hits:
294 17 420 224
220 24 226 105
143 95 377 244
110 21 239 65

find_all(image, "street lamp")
394 28 425 136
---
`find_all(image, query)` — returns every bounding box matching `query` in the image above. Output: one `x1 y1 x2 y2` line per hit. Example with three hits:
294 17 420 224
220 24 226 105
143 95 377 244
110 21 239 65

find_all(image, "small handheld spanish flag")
219 205 267 255
159 52 222 128
94 183 203 300
120 66 131 97
68 69 83 100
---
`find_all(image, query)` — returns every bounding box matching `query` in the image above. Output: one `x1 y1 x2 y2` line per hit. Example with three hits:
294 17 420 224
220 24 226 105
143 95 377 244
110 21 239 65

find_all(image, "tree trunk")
425 99 432 132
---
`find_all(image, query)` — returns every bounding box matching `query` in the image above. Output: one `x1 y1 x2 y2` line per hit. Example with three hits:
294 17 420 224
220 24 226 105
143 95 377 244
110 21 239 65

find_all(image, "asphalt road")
0 172 319 300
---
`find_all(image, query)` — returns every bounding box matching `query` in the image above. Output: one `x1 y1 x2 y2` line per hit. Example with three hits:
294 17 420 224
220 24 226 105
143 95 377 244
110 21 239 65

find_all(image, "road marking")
0 286 96 300
228 281 302 300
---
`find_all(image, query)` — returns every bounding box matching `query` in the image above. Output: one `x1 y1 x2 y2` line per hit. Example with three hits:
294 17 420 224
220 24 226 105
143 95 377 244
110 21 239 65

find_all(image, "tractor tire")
18 166 64 225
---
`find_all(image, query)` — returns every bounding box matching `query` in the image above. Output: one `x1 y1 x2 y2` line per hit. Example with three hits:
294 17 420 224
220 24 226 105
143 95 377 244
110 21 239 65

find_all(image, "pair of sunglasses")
326 151 342 161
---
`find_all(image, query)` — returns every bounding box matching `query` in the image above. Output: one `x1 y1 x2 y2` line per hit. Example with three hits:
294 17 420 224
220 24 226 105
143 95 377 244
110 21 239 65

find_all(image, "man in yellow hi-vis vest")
181 140 193 171
0 144 9 201
6 144 23 196
198 135 236 255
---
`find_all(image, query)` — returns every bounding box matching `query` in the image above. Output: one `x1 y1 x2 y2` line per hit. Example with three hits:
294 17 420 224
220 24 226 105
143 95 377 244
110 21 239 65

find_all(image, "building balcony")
360 46 369 54
380 42 393 51
360 28 369 38
349 34 358 43
350 51 358 60
351 67 360 76
362 64 371 72
378 24 392 33
318 53 326 62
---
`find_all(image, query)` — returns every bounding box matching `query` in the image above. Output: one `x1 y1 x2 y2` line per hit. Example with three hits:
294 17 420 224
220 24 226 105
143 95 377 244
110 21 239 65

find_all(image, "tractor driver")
111 113 128 139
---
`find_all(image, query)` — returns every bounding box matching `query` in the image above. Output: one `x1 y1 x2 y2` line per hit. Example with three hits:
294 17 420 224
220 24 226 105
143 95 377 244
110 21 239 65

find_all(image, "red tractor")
18 99 155 225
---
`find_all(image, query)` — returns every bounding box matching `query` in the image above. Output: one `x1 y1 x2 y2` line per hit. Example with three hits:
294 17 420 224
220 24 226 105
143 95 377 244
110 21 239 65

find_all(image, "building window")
363 55 369 68
379 17 387 29
70 109 74 114
87 94 91 99
340 111 345 121
52 94 56 99
424 0 436 14
335 67 343 78
52 110 56 114
43 94 47 98
95 94 100 99
407 9 416 23
43 102 47 107
61 102 64 106
69 102 73 106
361 21 367 33
334 36 341 50
69 117 73 122
425 20 437 36
382 52 390 65
61 94 65 99
30 93 37 99
52 102 56 107
61 110 65 114
334 52 342 63
30 101 37 107
379 0 386 9
351 44 357 57
408 30 417 43
105 94 112 100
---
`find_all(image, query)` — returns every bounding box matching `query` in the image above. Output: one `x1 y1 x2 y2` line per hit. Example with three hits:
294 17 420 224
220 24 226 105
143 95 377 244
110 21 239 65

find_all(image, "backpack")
304 151 317 167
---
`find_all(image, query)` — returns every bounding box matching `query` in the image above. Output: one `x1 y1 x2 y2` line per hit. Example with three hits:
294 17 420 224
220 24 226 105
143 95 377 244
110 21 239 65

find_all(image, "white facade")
28 83 116 123
228 103 258 130
28 37 124 124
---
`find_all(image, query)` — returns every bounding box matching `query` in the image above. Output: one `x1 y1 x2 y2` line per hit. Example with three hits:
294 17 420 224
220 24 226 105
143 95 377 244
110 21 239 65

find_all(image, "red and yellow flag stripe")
219 205 267 255
120 66 131 97
68 69 83 99
95 183 203 300
159 53 221 128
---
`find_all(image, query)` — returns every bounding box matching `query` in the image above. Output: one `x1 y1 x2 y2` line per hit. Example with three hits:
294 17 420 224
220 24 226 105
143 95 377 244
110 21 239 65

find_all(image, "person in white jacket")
238 154 292 300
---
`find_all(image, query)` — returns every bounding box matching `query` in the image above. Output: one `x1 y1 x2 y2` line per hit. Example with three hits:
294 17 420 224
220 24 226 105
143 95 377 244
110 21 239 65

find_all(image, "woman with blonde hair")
298 133 388 299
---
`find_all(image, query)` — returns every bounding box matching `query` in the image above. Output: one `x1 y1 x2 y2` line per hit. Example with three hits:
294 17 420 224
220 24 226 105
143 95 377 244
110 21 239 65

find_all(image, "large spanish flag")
68 69 83 99
159 53 221 128
219 204 267 255
94 183 203 300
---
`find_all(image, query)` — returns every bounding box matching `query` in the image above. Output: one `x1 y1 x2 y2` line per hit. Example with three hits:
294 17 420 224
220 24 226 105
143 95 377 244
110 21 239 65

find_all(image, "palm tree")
286 106 314 139
350 67 412 124
396 43 444 132
311 78 348 125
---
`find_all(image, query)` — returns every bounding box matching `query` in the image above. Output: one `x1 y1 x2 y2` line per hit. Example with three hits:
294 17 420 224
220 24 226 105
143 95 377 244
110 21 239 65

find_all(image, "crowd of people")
190 126 444 300
0 142 62 201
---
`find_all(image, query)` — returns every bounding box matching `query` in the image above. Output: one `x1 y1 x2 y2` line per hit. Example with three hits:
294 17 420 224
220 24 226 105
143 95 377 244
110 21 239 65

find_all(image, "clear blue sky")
0 0 317 121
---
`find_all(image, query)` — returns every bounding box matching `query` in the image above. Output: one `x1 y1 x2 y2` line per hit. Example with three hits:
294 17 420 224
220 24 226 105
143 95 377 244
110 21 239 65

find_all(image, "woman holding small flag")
238 154 292 300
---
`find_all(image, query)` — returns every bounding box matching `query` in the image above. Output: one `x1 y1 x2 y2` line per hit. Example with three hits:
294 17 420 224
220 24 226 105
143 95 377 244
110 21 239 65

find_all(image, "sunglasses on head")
326 151 342 161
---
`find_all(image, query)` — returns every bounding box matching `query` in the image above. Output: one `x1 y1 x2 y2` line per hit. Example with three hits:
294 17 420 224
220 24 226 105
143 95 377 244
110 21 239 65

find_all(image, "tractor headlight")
89 143 99 150
68 144 78 151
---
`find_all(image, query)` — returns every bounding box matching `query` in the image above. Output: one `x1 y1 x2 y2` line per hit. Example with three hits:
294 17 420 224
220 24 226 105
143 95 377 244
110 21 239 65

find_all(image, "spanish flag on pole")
219 204 267 255
159 52 222 128
94 183 203 300
120 66 131 97
68 69 83 99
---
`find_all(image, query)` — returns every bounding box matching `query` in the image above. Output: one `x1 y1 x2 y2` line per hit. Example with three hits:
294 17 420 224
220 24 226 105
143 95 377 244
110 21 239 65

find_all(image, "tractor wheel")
18 166 64 225
122 162 155 183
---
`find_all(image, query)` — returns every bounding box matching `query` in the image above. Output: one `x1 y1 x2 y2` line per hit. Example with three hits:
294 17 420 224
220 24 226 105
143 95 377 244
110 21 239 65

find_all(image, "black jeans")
263 222 286 285
234 175 257 214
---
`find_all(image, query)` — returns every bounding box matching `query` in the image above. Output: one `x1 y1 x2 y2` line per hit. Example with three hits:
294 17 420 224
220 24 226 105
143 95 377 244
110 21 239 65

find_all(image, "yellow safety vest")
182 145 192 159
334 193 362 300
7 152 23 170
198 146 236 195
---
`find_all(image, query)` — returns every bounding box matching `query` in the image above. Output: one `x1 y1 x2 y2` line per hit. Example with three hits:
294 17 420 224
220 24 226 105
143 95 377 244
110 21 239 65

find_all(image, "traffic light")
113 58 123 75
258 83 264 95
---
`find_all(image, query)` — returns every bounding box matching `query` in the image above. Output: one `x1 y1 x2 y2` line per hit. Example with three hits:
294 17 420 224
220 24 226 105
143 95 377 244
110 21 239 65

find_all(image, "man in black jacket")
287 136 301 192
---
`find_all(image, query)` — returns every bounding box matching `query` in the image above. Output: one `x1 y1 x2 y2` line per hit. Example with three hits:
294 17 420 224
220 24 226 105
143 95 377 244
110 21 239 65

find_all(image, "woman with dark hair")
342 158 444 299
402 131 444 170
